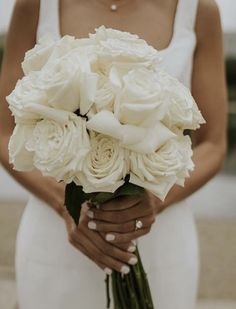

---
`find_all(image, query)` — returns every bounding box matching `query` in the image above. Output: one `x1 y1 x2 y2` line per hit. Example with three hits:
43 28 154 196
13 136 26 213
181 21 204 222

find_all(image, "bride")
0 0 227 308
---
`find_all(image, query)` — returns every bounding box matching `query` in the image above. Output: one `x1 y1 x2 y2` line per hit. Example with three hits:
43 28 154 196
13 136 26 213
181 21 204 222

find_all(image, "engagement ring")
135 220 143 231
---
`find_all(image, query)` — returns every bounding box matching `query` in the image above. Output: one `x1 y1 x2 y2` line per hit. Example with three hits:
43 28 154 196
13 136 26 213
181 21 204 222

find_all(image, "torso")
37 0 198 87
60 0 179 51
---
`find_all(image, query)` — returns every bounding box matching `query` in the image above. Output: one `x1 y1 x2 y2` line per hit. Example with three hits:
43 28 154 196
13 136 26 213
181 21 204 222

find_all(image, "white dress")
15 0 200 308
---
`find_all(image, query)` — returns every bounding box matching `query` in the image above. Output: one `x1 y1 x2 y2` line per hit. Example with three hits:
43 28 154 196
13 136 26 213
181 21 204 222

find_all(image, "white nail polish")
88 221 96 230
128 257 138 265
106 234 115 241
104 267 112 275
128 245 136 253
87 210 94 219
121 265 130 274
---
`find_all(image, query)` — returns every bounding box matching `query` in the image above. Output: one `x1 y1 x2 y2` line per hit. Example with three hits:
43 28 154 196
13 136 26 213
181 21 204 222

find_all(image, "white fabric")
16 0 200 308
36 0 60 42
16 195 199 309
158 0 199 88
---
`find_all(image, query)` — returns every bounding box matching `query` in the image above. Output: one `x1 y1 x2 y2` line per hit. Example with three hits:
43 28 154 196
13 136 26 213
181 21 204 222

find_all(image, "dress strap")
175 0 199 33
36 0 61 42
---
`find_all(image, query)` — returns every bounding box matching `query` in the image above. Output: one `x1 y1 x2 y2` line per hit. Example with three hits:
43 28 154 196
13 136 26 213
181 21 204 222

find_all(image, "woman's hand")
86 191 165 244
62 202 138 275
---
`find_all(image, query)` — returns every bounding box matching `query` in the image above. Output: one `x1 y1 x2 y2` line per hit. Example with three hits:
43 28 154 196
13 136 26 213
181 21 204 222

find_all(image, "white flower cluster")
7 26 205 201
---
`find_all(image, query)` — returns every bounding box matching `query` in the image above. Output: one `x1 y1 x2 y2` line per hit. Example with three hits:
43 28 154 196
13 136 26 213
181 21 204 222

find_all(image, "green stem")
136 248 154 308
112 272 122 309
131 262 148 309
105 275 111 308
116 273 128 309
125 274 139 309
121 275 129 304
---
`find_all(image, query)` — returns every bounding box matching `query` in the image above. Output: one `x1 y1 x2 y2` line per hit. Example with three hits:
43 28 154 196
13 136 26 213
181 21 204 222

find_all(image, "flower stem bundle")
65 181 154 308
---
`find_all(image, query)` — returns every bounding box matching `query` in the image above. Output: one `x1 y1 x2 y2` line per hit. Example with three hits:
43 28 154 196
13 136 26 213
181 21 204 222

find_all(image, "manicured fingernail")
128 257 138 265
121 265 130 274
106 234 115 241
104 267 112 275
128 245 136 253
87 210 94 219
88 221 96 230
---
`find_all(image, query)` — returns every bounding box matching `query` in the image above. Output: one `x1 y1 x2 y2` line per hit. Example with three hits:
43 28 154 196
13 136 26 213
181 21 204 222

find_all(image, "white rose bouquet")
7 26 205 308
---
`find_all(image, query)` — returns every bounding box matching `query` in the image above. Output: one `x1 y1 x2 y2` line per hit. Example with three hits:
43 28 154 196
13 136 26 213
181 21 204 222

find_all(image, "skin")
0 0 227 275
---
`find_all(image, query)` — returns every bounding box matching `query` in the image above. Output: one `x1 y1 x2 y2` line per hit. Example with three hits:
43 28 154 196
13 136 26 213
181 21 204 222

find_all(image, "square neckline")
56 0 182 53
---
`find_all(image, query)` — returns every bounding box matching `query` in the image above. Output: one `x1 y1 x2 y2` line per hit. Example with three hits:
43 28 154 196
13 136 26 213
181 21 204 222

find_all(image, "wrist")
154 198 167 214
44 180 65 217
146 190 166 215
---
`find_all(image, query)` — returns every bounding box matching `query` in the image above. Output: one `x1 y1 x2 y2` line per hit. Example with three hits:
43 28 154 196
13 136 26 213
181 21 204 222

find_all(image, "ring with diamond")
135 219 143 231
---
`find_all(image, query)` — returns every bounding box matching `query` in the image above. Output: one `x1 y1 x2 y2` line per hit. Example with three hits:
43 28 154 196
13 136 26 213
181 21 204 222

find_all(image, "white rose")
99 38 158 61
75 133 127 193
46 35 77 62
37 52 98 114
112 67 168 125
94 74 115 112
174 134 194 186
22 36 55 75
157 70 205 130
26 115 90 183
36 55 81 112
8 124 35 171
86 110 175 153
7 74 81 124
6 73 47 123
90 25 140 42
129 134 194 201
90 26 160 65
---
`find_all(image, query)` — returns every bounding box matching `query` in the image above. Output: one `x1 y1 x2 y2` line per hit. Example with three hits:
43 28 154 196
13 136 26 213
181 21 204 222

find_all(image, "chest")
60 0 178 51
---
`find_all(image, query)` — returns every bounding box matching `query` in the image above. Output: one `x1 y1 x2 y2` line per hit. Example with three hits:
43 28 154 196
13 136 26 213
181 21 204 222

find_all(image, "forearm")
0 135 65 216
161 140 226 209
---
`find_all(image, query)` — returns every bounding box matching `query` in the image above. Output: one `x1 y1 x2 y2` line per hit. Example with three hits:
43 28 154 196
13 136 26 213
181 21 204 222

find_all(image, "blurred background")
0 1 235 308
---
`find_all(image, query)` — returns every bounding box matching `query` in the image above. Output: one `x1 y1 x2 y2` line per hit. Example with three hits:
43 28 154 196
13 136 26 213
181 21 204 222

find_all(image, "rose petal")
8 124 35 171
129 173 177 201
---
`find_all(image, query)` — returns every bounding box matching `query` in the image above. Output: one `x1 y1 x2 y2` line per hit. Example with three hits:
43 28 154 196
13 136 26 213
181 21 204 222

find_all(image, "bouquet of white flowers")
7 26 205 308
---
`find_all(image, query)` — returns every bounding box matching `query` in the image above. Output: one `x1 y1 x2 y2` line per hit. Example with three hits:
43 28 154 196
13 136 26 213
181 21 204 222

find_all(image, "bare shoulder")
14 0 39 12
5 0 40 50
1 0 40 86
196 0 222 44
13 0 40 22
11 0 40 31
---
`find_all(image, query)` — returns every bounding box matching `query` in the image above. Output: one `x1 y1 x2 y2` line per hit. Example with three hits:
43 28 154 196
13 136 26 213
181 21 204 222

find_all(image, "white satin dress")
15 0 200 308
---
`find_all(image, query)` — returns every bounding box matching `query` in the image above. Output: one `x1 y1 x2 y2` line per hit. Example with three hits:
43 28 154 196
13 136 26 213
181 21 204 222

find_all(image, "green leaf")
92 182 144 205
64 182 87 225
93 192 115 204
64 181 144 223
115 182 144 198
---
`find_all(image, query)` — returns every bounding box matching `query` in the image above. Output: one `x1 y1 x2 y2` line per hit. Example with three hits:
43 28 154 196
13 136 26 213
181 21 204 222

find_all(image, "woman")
0 0 227 308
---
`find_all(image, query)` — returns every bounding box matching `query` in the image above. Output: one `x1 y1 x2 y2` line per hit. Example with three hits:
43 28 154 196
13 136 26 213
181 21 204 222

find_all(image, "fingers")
99 231 137 252
68 220 138 274
96 195 141 211
100 233 137 252
69 238 112 275
87 203 153 224
82 222 138 264
117 241 137 253
87 215 154 233
104 227 151 244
